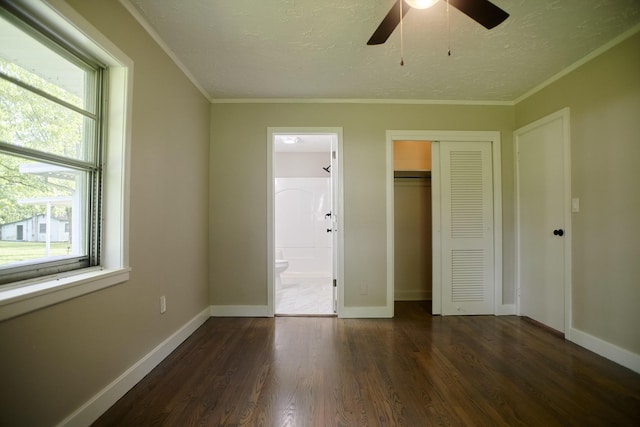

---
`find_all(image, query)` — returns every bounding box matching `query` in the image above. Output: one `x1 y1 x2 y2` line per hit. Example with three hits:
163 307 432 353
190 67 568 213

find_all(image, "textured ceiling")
123 0 640 102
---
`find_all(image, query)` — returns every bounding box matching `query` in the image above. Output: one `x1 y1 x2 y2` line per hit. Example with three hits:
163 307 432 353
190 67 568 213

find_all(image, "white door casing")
515 108 571 333
267 127 344 317
386 130 503 316
330 139 339 313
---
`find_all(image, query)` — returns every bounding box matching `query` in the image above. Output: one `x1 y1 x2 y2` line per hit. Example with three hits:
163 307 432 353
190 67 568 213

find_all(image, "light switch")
572 198 580 213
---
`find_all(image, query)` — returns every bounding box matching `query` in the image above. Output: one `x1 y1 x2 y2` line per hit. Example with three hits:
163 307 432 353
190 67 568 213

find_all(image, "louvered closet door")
440 141 494 315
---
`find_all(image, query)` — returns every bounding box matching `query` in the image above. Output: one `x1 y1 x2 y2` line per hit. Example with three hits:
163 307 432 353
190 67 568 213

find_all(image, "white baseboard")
340 305 393 318
496 304 516 315
210 304 396 318
58 307 210 427
569 327 640 374
210 305 270 317
394 290 432 301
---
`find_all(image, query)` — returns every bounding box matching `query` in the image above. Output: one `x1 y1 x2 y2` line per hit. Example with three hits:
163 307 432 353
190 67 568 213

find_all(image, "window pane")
0 13 96 114
0 77 96 162
0 152 89 269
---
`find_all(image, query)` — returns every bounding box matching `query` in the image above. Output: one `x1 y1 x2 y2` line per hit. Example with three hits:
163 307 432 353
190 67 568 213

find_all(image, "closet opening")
393 140 433 306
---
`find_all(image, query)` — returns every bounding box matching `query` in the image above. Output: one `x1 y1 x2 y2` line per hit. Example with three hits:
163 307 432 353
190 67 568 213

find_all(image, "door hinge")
333 279 337 287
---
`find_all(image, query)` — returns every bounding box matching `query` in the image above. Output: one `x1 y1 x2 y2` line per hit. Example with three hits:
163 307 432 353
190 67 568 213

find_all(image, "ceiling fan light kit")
367 0 509 46
405 0 439 9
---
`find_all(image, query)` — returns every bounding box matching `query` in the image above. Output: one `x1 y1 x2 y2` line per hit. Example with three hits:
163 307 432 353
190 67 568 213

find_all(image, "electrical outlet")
160 296 166 314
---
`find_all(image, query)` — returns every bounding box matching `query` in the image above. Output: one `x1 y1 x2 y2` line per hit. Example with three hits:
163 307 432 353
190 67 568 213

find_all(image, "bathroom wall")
275 152 329 177
274 152 332 282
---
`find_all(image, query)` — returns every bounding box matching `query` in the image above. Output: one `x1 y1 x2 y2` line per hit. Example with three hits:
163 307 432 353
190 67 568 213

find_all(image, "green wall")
0 2 637 425
515 31 640 354
209 103 515 308
0 1 211 425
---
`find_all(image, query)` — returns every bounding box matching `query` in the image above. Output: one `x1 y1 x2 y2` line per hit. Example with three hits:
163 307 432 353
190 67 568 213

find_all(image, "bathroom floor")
276 278 334 315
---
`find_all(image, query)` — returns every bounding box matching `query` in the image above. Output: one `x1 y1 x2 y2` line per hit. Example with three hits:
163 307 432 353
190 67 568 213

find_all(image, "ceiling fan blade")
367 0 411 45
448 0 509 29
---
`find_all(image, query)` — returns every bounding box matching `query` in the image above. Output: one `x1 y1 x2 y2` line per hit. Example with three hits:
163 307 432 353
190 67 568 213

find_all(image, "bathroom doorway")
268 128 343 316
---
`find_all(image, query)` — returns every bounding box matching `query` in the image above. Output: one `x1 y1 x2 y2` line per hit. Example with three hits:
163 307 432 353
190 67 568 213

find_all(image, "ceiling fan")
367 0 509 45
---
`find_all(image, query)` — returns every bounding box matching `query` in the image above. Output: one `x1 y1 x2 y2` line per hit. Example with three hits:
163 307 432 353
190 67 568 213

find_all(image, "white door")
440 141 494 315
330 144 338 313
515 110 570 333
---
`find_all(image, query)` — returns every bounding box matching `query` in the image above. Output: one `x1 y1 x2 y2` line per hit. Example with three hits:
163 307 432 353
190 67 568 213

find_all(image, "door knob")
553 229 564 236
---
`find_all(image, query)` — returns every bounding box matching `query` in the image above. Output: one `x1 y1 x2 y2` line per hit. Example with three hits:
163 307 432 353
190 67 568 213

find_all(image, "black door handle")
553 229 564 236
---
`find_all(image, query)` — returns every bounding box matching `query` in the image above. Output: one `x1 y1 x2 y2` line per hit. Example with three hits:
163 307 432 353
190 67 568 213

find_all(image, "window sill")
0 267 130 322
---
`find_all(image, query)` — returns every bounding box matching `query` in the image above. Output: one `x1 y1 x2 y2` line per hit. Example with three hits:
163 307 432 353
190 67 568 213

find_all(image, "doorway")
386 130 503 316
515 108 571 333
268 128 343 316
393 141 433 302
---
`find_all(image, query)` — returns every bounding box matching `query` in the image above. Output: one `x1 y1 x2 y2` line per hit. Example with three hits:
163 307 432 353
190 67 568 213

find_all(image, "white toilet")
275 256 289 288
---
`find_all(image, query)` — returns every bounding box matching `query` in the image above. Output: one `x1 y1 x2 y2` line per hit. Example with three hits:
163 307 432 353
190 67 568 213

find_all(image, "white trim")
496 304 516 316
118 0 211 101
40 0 130 65
115 19 640 107
431 142 442 314
385 134 395 317
266 129 274 316
212 98 513 106
570 328 640 374
386 131 503 317
492 138 504 315
267 127 344 318
514 108 572 334
115 3 635 107
0 268 130 321
340 306 393 318
213 22 640 106
562 111 573 335
210 305 270 317
43 0 135 273
514 23 640 104
336 134 345 318
0 0 132 320
45 0 138 273
57 307 210 427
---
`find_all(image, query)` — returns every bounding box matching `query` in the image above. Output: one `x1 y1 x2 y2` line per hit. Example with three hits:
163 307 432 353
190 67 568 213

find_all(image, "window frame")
0 0 131 321
0 6 104 284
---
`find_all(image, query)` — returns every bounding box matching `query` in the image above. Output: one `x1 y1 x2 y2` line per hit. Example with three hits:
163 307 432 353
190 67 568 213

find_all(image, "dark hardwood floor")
93 301 640 426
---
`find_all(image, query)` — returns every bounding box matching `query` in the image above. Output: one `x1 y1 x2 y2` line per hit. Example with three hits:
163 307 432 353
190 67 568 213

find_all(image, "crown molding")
514 22 640 105
117 3 640 108
210 97 514 106
118 0 211 101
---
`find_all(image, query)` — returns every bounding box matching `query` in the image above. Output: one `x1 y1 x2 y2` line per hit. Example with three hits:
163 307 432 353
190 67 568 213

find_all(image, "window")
0 6 104 285
0 0 130 321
